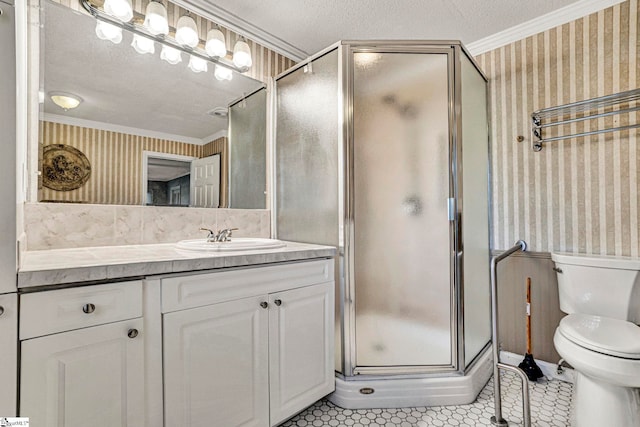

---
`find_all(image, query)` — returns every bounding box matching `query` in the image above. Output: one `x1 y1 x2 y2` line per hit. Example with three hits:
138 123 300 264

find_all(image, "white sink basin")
176 238 286 252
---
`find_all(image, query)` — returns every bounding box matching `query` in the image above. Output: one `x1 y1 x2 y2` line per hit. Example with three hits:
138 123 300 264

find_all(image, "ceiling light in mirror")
208 107 228 118
49 92 83 111
205 28 227 58
214 64 233 81
232 39 252 68
131 34 155 54
188 56 208 73
160 45 182 64
175 15 199 48
143 1 169 36
95 21 122 44
103 0 133 22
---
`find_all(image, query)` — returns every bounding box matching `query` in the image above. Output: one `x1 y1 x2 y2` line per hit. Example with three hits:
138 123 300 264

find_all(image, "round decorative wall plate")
42 144 92 191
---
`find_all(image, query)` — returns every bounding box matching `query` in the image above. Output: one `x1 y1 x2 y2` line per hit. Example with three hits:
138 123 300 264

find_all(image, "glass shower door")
351 51 453 369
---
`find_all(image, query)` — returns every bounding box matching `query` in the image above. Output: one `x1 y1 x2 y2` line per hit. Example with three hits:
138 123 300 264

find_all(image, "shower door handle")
447 198 455 221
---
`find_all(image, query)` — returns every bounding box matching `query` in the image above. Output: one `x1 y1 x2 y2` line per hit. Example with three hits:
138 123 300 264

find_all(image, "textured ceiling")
189 0 583 57
43 1 263 141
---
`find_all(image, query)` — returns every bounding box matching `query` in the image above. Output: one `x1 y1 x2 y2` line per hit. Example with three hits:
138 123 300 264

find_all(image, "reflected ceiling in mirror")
42 0 263 144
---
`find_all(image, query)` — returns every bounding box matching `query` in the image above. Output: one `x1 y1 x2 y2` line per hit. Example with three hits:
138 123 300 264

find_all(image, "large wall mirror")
37 0 267 209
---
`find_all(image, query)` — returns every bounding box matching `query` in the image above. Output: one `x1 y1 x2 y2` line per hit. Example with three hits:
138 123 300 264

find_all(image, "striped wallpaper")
475 0 639 256
39 121 227 205
50 0 296 83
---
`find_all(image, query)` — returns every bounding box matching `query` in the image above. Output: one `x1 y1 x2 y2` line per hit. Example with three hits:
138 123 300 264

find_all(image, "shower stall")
273 41 492 408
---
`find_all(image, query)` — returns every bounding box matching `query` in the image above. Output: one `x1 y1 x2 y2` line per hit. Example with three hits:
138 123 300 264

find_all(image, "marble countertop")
18 241 336 288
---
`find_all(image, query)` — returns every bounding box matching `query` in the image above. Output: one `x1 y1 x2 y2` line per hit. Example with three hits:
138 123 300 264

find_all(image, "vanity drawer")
20 281 143 340
162 259 333 313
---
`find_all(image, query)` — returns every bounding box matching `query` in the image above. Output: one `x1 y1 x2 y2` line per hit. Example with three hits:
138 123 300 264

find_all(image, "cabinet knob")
260 301 268 309
127 328 139 339
82 303 96 314
0 306 4 316
274 299 282 306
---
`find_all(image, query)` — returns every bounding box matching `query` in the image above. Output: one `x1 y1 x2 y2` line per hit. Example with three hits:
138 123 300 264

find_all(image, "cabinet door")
163 296 269 427
20 318 145 427
269 281 335 426
0 293 17 415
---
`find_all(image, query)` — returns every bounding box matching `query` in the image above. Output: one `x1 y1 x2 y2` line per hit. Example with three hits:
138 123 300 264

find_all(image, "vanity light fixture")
82 0 252 80
205 28 227 58
160 45 182 64
232 38 252 68
49 92 83 111
103 0 133 22
95 20 122 44
188 55 208 73
131 34 155 54
143 0 169 36
175 15 199 48
214 64 233 81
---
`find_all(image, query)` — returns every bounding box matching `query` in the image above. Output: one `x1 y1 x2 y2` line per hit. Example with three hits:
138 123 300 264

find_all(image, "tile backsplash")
24 203 270 251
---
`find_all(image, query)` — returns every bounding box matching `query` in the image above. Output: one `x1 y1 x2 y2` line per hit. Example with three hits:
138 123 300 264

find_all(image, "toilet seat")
558 314 640 359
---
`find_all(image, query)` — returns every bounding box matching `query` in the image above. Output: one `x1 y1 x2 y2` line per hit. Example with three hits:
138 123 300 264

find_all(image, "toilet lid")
559 314 640 359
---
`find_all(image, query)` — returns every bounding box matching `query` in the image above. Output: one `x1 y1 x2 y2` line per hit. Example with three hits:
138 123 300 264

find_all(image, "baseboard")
499 350 575 383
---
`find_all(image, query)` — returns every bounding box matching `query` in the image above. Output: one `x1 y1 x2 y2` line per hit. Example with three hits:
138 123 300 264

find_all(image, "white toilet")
552 252 640 427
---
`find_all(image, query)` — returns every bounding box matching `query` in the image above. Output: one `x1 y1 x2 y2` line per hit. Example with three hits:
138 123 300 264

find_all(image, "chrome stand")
489 240 531 427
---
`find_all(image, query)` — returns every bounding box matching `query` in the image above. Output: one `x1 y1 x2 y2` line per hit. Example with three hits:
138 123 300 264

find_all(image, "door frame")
141 151 197 205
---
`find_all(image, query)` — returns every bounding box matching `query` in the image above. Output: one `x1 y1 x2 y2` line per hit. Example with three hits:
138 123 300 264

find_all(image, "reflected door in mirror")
191 155 220 208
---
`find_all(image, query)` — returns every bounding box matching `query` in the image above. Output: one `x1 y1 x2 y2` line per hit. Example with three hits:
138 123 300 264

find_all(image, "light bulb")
232 39 252 68
175 15 199 48
103 0 133 22
214 65 233 81
205 28 227 58
131 34 155 54
160 45 182 64
188 55 208 73
95 21 122 44
144 1 169 36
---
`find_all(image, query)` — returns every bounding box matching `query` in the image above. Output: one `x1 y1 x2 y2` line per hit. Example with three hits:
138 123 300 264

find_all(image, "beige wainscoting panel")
495 252 564 364
476 0 639 256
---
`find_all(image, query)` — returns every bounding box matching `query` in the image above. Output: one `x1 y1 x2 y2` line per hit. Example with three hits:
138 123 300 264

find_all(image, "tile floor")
279 372 573 427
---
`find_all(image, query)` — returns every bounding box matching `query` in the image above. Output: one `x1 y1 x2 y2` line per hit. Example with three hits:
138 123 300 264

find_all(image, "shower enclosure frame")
271 40 491 381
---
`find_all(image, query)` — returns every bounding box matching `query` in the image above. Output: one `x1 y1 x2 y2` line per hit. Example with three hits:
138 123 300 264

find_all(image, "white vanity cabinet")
0 293 18 416
268 283 335 426
161 259 335 427
19 281 147 427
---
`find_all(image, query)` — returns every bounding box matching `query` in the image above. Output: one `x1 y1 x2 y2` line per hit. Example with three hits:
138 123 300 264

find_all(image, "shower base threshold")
328 347 492 409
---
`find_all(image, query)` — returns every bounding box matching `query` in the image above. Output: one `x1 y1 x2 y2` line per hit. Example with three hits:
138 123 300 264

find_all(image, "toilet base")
572 372 640 427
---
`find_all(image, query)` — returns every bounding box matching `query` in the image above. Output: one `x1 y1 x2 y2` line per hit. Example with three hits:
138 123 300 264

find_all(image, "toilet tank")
551 252 640 320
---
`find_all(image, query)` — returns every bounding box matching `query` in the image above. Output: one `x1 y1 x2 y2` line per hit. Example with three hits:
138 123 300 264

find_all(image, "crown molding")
202 130 228 143
466 0 625 56
41 113 213 146
170 0 308 62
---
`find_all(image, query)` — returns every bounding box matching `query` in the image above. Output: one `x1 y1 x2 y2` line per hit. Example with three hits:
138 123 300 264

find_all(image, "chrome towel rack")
531 88 640 151
490 240 531 427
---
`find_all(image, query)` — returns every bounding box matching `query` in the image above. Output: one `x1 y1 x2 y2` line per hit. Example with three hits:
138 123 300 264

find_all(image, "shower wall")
274 49 342 370
275 42 490 377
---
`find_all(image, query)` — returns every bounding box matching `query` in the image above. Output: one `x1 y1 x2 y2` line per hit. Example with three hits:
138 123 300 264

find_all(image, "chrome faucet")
199 227 239 242
215 228 238 242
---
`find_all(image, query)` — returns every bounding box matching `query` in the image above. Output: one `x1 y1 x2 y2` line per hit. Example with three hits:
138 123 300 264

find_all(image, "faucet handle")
216 227 239 242
199 228 216 240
